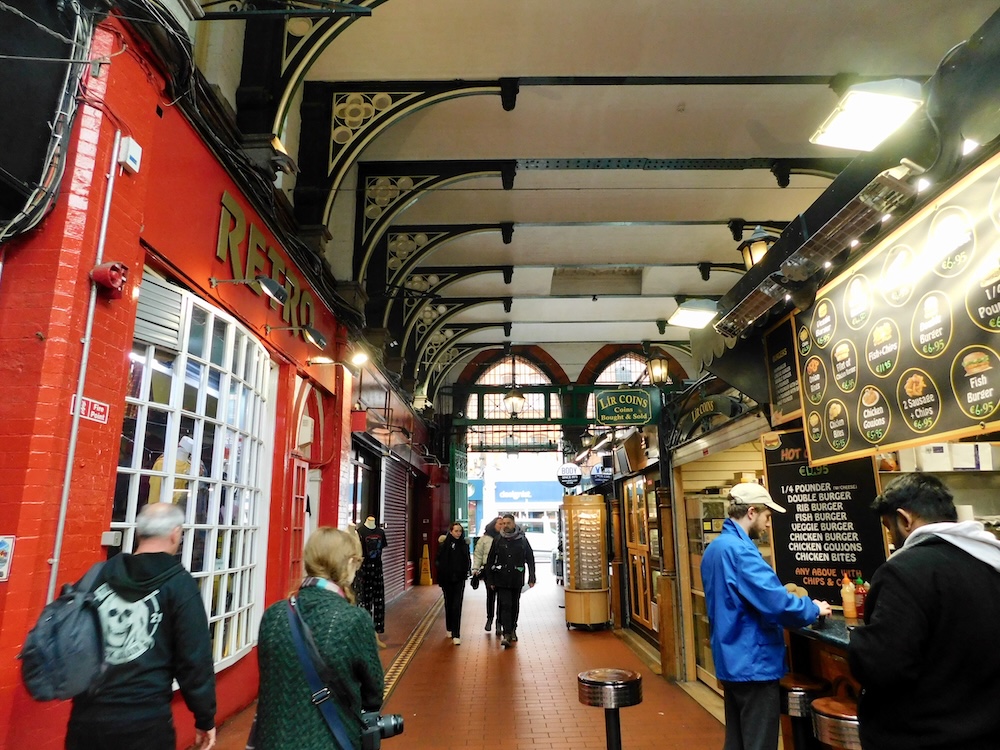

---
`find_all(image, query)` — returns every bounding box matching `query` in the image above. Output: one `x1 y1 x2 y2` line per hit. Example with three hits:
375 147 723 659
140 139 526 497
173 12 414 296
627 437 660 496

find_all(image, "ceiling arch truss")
297 80 509 203
379 264 513 330
404 296 513 377
236 1 387 136
352 160 516 279
415 324 512 393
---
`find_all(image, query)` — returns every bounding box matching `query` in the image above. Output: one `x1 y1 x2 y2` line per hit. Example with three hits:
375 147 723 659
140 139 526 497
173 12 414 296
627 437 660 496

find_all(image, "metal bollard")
577 668 643 750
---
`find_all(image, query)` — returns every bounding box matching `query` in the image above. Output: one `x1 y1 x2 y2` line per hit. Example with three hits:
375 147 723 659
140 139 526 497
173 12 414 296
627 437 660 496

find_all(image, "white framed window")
113 275 274 669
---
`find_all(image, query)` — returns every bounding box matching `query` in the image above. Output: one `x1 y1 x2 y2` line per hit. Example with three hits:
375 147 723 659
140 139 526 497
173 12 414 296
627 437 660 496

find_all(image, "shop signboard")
796 152 1000 465
763 430 887 605
590 464 613 484
595 388 653 426
557 463 583 488
764 316 802 426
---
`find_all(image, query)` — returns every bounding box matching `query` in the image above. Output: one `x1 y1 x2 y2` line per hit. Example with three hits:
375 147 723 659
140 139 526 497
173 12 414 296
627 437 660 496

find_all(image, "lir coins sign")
595 388 653 426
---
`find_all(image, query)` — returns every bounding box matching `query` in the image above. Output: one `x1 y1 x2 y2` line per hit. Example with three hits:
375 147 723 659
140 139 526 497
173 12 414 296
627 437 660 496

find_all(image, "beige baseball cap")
729 482 786 513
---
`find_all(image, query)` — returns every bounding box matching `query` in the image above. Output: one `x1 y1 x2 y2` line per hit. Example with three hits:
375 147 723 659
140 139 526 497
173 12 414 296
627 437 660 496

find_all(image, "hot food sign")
796 152 1000 464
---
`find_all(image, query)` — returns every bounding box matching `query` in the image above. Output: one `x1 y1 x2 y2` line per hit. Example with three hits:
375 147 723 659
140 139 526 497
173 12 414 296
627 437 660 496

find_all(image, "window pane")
183 361 203 413
149 351 175 405
211 317 227 366
189 307 208 358
126 347 146 400
206 368 221 419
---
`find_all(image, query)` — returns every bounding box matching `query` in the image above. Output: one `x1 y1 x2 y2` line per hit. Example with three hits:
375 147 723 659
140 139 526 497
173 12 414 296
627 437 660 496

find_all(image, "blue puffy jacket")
701 518 819 682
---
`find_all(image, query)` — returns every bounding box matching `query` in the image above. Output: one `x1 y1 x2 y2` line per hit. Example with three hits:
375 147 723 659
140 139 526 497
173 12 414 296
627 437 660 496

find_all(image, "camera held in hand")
361 711 404 749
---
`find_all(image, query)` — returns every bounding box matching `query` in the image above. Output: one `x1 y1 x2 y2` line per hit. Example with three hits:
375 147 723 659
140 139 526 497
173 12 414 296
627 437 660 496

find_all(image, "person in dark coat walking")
436 522 471 645
485 514 536 648
472 516 503 634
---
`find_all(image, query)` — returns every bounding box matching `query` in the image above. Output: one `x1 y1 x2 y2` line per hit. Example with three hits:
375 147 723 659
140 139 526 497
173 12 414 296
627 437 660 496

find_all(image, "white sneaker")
452 637 461 645
446 631 452 638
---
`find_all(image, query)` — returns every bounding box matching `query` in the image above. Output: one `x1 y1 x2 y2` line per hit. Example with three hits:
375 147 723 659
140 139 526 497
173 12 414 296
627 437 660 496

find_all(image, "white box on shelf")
914 444 952 472
951 443 978 470
976 443 1000 471
898 447 917 473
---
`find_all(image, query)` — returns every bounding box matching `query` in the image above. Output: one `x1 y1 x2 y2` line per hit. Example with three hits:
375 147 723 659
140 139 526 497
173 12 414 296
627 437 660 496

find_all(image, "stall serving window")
112 273 274 668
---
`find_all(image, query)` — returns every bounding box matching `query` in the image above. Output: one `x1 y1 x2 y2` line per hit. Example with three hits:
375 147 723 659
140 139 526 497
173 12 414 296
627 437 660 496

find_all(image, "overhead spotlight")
210 274 288 305
265 324 327 350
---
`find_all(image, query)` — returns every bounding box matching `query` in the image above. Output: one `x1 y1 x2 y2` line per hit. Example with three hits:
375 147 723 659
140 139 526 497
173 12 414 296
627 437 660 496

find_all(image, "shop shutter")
134 272 183 350
382 458 408 602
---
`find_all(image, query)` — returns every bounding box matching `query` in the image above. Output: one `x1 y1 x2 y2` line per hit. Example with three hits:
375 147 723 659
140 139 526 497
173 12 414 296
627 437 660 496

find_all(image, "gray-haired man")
66 502 216 750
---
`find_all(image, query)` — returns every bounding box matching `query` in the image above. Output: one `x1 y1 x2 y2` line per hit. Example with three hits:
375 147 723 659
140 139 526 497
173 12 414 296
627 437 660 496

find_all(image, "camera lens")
379 714 404 738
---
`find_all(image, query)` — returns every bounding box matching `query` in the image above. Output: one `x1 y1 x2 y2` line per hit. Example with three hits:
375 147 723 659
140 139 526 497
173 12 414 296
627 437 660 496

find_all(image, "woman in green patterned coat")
255 527 385 749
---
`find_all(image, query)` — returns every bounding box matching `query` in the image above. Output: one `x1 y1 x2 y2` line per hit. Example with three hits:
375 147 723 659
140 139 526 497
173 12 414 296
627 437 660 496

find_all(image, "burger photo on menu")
979 262 1000 288
962 350 992 376
834 343 850 362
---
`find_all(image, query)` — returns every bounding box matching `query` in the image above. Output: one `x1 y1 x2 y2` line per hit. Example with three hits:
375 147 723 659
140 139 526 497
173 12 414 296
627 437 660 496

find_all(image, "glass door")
624 476 653 629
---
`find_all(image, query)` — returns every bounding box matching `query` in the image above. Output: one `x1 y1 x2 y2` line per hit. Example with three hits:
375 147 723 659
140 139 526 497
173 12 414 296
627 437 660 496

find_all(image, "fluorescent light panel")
810 78 923 151
668 298 718 329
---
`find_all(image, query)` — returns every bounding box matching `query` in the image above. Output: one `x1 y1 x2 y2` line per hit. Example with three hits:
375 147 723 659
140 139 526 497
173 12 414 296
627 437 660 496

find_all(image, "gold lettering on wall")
214 191 323 338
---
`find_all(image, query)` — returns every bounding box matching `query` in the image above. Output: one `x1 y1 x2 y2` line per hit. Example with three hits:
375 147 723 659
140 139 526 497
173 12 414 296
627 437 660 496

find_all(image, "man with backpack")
66 502 216 750
485 514 536 648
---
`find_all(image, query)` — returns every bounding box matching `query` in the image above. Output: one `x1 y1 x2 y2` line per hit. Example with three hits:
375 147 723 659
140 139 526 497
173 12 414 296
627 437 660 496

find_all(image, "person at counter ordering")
847 473 1000 750
701 483 832 750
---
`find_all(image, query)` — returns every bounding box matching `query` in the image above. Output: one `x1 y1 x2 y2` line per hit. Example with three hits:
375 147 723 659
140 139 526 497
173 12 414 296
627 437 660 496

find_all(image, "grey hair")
136 502 185 539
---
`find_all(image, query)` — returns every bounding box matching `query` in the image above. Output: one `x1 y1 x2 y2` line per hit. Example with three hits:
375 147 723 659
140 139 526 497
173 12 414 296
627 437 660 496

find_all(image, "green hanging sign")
595 388 654 426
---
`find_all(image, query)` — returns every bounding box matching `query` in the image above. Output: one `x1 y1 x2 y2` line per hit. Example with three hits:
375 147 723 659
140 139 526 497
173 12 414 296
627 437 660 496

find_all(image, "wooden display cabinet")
561 495 611 628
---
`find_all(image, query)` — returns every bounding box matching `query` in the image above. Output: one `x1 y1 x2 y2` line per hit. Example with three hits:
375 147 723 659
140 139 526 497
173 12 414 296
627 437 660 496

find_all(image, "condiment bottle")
854 575 867 619
841 573 857 619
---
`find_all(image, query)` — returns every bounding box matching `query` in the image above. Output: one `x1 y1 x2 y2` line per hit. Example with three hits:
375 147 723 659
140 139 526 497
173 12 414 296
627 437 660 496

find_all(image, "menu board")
763 430 887 604
796 153 1000 465
765 316 802 426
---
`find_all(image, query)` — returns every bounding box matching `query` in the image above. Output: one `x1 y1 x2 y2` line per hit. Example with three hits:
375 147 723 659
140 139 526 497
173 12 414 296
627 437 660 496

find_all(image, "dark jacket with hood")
485 524 536 589
70 551 216 731
436 528 471 585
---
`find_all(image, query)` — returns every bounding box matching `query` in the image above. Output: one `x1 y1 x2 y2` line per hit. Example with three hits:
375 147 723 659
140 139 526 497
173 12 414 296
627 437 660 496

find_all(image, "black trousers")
496 586 522 636
720 679 779 750
485 585 497 619
66 716 176 750
441 580 466 637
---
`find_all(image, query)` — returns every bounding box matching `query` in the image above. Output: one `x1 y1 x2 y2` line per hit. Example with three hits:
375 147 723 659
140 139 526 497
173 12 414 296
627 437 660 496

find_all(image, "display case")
561 495 610 628
685 492 727 685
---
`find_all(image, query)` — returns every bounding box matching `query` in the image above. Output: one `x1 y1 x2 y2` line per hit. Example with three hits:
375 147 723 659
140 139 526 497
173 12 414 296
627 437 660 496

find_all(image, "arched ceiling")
235 0 1000 406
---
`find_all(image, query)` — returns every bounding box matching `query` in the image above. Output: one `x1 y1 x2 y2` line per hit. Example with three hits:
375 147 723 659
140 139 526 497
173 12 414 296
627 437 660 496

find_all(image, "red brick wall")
0 22 156 749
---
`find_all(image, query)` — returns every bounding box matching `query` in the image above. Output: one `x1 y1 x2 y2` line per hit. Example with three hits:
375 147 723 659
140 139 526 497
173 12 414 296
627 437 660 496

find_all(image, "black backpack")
18 561 108 701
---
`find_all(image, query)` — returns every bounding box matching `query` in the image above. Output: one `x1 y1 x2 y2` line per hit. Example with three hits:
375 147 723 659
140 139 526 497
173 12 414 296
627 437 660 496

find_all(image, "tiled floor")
214 569 724 749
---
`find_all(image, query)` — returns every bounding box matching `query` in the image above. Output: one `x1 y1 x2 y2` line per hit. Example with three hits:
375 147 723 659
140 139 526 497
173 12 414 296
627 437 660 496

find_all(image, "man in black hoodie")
66 502 216 750
485 514 536 648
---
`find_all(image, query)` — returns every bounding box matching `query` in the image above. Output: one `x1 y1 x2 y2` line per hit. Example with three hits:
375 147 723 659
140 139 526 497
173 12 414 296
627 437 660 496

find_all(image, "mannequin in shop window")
356 517 388 648
148 436 196 505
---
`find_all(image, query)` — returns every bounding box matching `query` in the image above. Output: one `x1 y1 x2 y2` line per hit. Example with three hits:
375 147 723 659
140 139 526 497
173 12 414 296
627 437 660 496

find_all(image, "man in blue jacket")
701 483 831 750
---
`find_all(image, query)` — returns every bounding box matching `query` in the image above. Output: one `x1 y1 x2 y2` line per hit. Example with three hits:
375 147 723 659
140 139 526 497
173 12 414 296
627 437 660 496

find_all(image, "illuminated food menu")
765 317 802 426
796 153 1000 465
763 430 886 603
